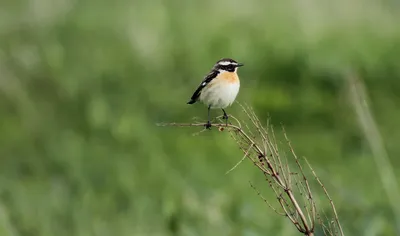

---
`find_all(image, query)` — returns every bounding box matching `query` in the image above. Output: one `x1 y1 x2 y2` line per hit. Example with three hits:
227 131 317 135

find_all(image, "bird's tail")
187 99 197 104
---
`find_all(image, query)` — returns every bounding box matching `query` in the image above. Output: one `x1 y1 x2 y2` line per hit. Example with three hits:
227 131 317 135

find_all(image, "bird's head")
213 58 244 73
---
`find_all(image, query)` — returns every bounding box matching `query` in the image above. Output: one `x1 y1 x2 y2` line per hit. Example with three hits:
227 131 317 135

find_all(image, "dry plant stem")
250 181 286 216
283 128 317 230
294 174 313 229
346 71 400 234
304 158 344 236
240 105 314 235
225 143 254 174
158 121 315 236
158 105 344 236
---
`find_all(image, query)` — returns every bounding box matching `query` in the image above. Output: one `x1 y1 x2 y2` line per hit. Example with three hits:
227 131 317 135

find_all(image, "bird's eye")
227 65 236 72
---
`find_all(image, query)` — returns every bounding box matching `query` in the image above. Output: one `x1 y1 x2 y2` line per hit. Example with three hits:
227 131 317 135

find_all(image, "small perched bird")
187 58 244 129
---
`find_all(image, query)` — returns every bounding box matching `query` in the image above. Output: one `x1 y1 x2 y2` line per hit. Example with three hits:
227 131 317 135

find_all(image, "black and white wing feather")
187 70 219 104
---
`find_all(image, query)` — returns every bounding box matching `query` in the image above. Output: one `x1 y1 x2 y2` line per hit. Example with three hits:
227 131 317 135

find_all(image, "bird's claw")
205 121 212 129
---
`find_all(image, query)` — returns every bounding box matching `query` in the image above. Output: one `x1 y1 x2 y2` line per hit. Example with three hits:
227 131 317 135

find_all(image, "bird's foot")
204 121 212 129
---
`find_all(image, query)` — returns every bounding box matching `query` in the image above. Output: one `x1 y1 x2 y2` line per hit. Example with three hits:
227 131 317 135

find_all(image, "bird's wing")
187 70 219 104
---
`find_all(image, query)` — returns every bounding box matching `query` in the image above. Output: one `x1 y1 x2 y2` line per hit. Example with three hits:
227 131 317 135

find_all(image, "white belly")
199 81 240 109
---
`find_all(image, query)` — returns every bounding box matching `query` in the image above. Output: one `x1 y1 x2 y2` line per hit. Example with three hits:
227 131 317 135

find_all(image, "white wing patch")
202 82 206 86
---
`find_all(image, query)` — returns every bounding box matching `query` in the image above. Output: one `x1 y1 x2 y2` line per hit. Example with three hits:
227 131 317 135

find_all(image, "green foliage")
0 0 399 235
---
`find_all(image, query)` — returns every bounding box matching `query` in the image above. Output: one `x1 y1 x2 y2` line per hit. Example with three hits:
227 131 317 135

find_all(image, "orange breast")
218 71 240 84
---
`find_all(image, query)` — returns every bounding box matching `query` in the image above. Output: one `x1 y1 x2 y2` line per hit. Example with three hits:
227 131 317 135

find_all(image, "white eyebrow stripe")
218 61 232 66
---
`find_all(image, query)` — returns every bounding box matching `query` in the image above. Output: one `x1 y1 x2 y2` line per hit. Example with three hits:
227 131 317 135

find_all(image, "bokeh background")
1 0 400 235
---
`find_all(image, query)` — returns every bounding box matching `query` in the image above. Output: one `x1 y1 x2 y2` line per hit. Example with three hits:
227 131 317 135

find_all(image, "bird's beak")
237 63 244 67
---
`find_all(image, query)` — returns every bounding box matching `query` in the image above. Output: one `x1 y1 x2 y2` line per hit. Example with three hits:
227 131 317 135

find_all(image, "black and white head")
213 58 244 72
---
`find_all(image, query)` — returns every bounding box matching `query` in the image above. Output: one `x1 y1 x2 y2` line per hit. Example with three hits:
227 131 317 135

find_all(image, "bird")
187 58 244 129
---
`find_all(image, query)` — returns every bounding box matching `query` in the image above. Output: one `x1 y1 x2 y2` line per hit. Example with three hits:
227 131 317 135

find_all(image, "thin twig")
249 181 286 216
304 157 344 236
226 143 254 174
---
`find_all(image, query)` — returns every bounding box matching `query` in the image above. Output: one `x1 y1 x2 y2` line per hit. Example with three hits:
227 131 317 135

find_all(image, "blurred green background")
1 0 400 235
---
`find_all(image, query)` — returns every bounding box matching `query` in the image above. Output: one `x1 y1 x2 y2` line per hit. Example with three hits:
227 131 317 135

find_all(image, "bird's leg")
205 105 212 129
222 109 228 126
